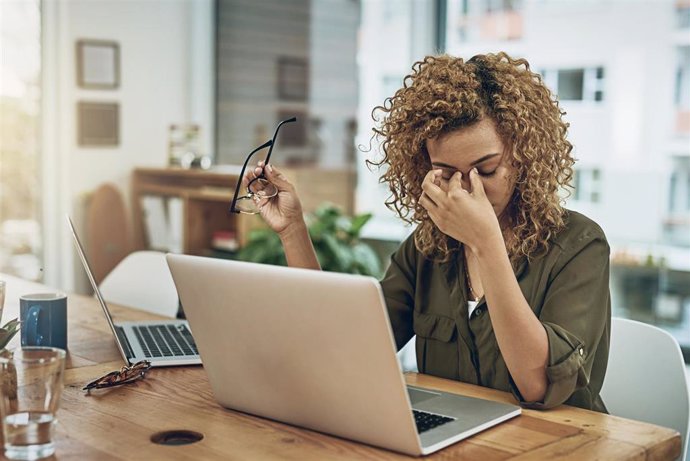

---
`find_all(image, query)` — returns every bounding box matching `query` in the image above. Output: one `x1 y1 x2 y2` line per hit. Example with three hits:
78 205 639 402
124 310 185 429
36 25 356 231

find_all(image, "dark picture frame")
277 57 308 101
77 101 119 147
76 39 120 89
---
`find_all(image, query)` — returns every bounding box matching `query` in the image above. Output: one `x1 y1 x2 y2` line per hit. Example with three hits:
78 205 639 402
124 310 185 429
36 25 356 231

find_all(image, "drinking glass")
0 347 66 460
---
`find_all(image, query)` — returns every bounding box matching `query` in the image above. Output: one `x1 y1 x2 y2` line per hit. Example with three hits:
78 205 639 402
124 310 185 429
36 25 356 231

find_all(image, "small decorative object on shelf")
211 230 238 253
168 124 210 169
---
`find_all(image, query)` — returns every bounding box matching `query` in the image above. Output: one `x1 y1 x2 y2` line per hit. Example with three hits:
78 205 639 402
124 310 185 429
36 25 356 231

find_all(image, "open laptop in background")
67 216 201 367
167 253 520 456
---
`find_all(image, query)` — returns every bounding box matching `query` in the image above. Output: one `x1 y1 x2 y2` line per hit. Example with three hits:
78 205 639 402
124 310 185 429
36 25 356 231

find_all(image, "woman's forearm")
279 221 321 270
473 237 549 403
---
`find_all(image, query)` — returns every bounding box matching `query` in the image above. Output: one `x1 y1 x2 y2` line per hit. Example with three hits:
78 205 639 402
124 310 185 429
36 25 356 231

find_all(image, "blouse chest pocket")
413 311 458 379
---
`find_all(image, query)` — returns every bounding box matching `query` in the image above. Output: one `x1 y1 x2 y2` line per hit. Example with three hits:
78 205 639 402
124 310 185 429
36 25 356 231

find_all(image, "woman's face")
425 118 517 224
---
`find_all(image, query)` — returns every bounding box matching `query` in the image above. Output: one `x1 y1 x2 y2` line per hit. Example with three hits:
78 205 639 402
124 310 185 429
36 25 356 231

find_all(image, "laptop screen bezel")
66 215 129 364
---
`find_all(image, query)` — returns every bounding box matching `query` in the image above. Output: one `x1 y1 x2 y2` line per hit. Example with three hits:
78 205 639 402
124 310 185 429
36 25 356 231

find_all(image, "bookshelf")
131 166 355 256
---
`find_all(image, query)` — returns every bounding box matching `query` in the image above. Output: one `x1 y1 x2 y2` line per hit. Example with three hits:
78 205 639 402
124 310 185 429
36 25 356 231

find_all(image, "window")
674 46 690 134
668 158 690 213
573 168 602 203
540 67 605 102
445 0 523 46
0 0 42 281
558 69 584 100
215 0 359 168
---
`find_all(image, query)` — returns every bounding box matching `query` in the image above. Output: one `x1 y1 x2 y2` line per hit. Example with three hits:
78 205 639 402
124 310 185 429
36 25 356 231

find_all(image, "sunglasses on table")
83 360 152 391
230 117 297 214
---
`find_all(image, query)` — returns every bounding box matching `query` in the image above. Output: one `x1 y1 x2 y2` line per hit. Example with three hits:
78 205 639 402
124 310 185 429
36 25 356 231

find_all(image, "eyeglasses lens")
234 177 278 214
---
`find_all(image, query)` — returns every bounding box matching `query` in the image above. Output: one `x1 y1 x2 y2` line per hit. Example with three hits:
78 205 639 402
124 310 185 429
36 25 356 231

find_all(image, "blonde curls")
368 52 574 264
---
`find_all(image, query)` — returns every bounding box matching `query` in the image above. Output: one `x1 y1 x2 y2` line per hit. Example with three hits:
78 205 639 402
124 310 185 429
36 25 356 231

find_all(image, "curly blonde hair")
369 52 574 264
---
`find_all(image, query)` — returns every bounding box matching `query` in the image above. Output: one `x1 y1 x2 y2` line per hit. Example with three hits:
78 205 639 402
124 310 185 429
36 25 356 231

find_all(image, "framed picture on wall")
277 57 308 101
77 101 119 147
76 39 120 89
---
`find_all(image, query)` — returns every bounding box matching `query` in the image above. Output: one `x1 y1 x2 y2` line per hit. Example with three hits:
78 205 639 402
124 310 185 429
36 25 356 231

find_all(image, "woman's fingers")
242 161 263 186
421 170 446 203
468 168 486 197
448 171 473 198
264 164 294 192
418 192 437 211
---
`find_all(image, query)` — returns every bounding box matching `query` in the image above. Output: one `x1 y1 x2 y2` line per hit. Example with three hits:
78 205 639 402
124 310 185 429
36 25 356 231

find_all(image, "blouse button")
578 347 584 357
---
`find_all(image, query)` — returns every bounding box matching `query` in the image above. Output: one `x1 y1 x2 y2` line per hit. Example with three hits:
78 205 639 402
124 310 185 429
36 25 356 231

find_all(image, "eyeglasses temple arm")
230 139 273 213
264 116 297 165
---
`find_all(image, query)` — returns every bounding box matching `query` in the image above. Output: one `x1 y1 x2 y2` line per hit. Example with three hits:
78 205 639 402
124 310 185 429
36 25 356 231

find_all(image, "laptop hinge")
114 325 135 360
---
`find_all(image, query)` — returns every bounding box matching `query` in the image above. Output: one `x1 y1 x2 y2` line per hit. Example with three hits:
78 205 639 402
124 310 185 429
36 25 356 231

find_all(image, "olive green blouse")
381 210 611 412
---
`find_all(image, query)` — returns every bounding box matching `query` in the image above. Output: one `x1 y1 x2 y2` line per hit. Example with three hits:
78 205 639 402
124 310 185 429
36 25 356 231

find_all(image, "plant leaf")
349 213 372 237
351 242 382 277
0 318 20 350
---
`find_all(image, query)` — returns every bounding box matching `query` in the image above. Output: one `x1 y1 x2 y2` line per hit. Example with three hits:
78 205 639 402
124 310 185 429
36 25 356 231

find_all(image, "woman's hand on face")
419 168 502 252
245 162 305 236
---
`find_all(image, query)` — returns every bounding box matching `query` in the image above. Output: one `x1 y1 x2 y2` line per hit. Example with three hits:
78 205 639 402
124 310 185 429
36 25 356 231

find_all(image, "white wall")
42 0 214 292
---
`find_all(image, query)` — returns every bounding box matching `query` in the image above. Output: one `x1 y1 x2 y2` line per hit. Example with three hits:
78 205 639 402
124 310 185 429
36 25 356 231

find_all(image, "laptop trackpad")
407 387 440 405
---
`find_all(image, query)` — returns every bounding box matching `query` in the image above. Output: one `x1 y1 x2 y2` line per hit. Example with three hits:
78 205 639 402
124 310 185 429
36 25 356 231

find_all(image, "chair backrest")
98 251 179 318
601 317 689 461
86 183 133 284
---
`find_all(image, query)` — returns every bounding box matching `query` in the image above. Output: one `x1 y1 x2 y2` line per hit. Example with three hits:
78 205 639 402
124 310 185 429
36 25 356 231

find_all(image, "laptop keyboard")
132 324 198 358
413 410 455 434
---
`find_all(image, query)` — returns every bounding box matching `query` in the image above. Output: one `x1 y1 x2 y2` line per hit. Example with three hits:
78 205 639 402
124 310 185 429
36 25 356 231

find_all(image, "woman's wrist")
278 218 309 244
278 217 321 270
467 221 504 257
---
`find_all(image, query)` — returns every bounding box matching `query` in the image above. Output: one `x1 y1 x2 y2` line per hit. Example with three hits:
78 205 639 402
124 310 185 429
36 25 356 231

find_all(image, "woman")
247 52 610 412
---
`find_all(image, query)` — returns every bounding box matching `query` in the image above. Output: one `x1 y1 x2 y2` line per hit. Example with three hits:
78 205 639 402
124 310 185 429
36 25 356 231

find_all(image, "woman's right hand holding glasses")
245 161 306 236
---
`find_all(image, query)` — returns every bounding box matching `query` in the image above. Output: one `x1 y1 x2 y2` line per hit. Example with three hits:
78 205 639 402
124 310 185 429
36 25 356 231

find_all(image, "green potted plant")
0 319 20 351
236 203 382 277
0 315 20 424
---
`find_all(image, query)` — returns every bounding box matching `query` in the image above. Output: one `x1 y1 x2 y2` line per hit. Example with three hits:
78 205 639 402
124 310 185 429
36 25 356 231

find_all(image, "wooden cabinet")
131 166 355 256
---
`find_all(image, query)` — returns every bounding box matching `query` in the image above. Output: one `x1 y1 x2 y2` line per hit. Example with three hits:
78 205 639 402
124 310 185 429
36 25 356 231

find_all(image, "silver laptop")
166 254 520 456
67 216 201 367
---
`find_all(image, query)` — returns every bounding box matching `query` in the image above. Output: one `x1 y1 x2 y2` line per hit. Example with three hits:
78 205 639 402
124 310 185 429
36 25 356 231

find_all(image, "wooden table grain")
0 274 681 460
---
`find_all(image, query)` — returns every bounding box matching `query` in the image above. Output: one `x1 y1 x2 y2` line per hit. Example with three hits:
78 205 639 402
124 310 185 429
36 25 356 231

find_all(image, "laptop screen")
66 215 123 344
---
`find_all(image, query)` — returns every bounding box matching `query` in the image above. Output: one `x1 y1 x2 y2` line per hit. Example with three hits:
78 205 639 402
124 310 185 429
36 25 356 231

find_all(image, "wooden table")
0 274 681 460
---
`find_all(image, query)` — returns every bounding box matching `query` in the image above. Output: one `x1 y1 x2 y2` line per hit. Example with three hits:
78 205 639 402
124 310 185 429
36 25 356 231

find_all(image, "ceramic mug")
19 293 68 350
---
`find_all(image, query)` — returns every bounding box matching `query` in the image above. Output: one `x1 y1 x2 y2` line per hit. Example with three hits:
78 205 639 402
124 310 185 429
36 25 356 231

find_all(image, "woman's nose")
461 175 471 192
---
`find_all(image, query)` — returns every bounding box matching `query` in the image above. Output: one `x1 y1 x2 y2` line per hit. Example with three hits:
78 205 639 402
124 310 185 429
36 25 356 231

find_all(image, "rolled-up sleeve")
380 236 417 351
515 232 610 410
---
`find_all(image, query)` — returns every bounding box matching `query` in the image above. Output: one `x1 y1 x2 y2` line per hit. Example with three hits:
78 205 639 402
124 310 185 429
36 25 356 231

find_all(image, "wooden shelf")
131 166 355 256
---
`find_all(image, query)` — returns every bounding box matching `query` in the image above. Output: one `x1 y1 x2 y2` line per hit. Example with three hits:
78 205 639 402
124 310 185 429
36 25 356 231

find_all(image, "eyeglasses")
230 117 297 214
83 360 152 391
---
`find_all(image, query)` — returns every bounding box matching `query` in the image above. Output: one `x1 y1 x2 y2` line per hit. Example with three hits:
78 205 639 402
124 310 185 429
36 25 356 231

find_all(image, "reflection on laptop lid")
167 253 520 456
67 215 201 367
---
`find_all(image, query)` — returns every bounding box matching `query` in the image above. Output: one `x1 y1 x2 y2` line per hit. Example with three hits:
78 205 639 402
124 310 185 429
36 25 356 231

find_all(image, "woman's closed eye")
440 168 497 179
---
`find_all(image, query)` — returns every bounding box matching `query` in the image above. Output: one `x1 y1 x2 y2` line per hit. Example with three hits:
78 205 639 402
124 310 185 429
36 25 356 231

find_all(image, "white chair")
98 251 179 318
600 317 690 461
397 336 418 373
